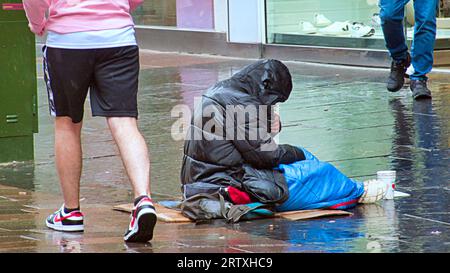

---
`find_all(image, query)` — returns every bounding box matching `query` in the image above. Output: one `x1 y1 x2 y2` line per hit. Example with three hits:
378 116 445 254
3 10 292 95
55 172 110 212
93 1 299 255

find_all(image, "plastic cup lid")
377 170 396 176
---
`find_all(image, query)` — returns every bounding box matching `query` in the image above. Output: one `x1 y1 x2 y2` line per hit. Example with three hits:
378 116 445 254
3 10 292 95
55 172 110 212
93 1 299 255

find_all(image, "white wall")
214 0 228 32
228 0 265 43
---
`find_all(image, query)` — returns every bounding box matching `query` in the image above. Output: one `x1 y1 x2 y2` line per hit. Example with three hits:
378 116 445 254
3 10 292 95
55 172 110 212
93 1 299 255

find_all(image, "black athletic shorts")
42 45 139 123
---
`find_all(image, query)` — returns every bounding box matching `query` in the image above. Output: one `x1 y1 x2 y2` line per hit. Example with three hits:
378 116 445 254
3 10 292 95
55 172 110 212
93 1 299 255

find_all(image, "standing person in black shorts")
24 0 156 243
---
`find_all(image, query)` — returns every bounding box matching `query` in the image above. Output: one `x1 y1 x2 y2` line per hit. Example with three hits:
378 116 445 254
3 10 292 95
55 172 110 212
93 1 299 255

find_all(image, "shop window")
266 0 450 49
133 0 177 27
435 0 450 41
133 0 214 30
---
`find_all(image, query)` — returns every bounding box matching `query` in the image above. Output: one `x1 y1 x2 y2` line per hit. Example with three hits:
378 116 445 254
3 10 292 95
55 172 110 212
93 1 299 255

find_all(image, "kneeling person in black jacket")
180 59 386 221
180 59 306 220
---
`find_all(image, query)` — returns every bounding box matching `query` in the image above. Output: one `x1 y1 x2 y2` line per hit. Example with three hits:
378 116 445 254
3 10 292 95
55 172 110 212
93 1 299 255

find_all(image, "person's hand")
37 28 45 36
29 23 45 36
271 112 281 135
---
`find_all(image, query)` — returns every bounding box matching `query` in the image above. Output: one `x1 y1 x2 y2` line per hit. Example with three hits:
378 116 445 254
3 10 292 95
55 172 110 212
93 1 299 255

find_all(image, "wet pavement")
0 49 448 253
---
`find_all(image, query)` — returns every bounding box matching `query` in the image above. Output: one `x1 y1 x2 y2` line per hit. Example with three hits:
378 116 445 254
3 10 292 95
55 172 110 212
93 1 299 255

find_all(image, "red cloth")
227 186 252 205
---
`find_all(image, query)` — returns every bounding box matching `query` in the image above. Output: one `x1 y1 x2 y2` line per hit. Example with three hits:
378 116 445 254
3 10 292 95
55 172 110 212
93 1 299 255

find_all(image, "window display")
405 1 450 47
298 13 376 37
266 0 450 49
437 0 450 36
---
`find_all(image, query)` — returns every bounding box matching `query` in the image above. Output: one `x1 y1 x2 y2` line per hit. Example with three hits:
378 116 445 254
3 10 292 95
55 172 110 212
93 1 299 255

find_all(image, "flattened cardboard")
276 209 352 220
113 203 353 223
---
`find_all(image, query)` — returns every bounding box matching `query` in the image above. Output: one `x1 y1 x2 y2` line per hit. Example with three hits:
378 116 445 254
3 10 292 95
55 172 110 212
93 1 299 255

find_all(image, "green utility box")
0 0 38 163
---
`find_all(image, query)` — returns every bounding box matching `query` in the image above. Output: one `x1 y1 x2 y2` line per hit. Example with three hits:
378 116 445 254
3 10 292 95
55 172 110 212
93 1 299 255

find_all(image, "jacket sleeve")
241 166 289 204
227 98 305 169
129 0 144 12
23 0 50 36
236 140 305 169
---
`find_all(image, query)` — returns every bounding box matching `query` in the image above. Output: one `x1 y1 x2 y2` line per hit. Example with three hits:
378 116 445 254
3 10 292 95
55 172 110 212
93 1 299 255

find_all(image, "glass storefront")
133 0 215 30
266 0 450 49
133 0 177 27
131 0 450 54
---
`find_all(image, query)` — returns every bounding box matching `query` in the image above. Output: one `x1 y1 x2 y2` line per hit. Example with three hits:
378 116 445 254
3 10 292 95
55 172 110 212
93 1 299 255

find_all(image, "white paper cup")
377 171 396 199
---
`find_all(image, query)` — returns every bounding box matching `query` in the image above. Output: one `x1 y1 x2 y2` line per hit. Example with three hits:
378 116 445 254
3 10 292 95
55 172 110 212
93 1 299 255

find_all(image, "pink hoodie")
23 0 143 36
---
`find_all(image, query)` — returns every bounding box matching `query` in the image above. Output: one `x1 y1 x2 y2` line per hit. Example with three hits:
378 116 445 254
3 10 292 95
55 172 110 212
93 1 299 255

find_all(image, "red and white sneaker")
124 197 157 243
46 205 84 232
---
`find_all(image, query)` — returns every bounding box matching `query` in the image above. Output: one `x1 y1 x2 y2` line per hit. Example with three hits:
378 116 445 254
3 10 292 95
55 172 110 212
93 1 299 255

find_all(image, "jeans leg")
410 0 438 81
379 0 410 61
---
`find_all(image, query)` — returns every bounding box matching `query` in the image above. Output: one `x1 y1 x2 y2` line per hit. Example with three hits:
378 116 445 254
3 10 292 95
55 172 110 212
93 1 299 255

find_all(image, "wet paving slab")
0 50 448 252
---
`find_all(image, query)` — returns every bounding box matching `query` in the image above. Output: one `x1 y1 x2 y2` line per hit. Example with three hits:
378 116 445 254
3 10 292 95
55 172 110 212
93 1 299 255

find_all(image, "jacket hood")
230 59 293 105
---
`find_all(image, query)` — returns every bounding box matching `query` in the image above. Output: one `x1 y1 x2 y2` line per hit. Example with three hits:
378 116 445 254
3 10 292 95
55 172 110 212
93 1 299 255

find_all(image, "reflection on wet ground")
0 50 448 252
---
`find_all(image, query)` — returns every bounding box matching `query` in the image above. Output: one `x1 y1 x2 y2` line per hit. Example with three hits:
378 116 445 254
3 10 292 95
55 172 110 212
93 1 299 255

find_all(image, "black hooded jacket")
181 59 305 205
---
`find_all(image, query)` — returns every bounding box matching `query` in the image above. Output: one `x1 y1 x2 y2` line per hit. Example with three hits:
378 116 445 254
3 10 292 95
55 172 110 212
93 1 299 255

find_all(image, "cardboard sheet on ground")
113 203 352 223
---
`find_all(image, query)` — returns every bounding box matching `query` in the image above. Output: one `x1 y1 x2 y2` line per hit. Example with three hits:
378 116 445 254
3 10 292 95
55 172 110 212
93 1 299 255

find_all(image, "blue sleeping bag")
276 148 365 212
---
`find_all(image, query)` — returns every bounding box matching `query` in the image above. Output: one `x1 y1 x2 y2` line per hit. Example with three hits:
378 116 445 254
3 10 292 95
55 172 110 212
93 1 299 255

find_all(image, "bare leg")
55 117 83 209
107 117 151 198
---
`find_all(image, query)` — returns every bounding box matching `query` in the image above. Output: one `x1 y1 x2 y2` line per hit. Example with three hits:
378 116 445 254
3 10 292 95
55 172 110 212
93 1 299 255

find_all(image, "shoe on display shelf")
318 21 350 36
313 13 332 27
371 13 381 28
299 21 317 34
349 22 375 37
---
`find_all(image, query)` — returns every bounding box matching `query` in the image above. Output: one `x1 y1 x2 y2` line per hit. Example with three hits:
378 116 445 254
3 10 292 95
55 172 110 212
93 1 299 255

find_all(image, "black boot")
386 53 411 92
410 79 432 100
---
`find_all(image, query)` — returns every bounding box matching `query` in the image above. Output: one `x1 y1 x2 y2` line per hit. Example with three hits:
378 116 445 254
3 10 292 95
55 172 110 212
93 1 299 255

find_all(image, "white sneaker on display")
371 13 381 28
358 179 386 204
299 21 317 34
313 13 332 27
349 22 375 37
318 21 350 36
